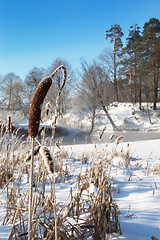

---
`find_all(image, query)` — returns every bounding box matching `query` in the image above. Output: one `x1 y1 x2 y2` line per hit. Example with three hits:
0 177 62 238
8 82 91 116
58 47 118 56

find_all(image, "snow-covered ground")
1 102 160 132
0 103 160 239
63 140 160 240
63 102 160 132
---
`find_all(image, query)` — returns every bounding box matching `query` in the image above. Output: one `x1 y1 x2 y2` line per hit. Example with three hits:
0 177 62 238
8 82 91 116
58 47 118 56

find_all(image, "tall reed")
28 65 67 240
28 76 52 240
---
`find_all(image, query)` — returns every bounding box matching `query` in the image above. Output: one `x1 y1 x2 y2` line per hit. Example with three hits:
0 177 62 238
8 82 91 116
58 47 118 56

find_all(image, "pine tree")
106 24 124 101
143 18 160 110
126 24 142 108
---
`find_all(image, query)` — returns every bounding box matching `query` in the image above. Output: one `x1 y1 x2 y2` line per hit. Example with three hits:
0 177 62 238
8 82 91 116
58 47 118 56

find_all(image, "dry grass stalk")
1 139 124 240
38 127 45 136
39 144 58 240
8 196 22 239
51 116 57 141
46 157 121 239
153 163 160 174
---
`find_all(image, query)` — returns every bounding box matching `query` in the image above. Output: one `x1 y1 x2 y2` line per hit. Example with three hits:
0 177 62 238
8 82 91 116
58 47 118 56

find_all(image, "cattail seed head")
25 146 41 162
7 115 12 133
115 136 123 145
28 77 52 138
46 102 50 116
98 126 106 140
110 134 114 140
52 116 57 129
40 146 54 174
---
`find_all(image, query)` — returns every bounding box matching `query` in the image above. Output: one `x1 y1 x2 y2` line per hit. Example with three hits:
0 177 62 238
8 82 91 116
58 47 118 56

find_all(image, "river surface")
56 129 160 145
91 131 160 144
13 125 160 145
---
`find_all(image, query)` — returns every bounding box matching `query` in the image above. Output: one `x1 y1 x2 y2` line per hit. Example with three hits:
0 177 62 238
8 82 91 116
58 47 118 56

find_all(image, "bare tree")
1 72 24 111
25 67 45 104
99 48 114 83
78 60 116 132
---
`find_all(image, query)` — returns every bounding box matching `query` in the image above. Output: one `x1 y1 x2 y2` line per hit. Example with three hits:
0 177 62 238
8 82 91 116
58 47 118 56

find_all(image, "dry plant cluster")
0 120 123 239
0 113 159 239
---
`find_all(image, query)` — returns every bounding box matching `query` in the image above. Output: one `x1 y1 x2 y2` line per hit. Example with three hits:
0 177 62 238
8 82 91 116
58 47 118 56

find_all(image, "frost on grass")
0 133 122 239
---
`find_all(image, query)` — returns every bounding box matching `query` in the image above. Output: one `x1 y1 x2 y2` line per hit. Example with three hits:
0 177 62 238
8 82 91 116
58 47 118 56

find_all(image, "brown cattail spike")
28 77 52 138
7 116 11 132
46 102 50 116
115 136 123 145
110 134 114 141
52 116 57 129
25 146 41 162
98 126 106 140
40 146 54 174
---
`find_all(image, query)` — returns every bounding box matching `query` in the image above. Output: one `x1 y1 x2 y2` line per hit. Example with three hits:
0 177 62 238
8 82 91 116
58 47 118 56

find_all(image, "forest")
0 17 160 118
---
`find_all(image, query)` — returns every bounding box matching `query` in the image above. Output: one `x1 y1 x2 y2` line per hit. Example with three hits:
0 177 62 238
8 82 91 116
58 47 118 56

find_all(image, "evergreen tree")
143 18 160 110
126 24 142 108
106 24 124 101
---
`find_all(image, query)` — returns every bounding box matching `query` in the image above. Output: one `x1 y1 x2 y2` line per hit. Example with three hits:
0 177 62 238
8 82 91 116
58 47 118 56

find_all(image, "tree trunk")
139 84 142 110
8 91 11 110
114 38 118 102
101 105 116 130
89 105 96 136
138 59 142 110
151 40 158 110
129 53 133 102
147 102 152 125
152 64 157 110
134 54 137 103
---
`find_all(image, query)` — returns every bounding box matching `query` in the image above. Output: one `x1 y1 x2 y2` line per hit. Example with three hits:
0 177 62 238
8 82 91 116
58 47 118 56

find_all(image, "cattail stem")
50 65 67 121
52 175 57 240
39 145 57 239
53 152 58 240
28 138 35 240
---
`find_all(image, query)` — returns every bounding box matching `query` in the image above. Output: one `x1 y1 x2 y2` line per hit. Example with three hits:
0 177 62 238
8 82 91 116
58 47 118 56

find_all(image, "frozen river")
54 127 160 145
13 125 160 145
91 130 160 143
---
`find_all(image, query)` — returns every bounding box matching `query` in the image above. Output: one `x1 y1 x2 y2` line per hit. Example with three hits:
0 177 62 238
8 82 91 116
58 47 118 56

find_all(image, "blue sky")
0 0 160 80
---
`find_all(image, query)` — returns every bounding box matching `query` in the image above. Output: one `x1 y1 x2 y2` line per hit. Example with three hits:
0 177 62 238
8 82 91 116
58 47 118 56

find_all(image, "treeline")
0 59 75 118
0 17 160 119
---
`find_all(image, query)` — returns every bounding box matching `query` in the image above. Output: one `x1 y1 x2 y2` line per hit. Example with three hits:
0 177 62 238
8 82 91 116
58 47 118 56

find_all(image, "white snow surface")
0 103 160 239
60 141 160 240
1 102 160 132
